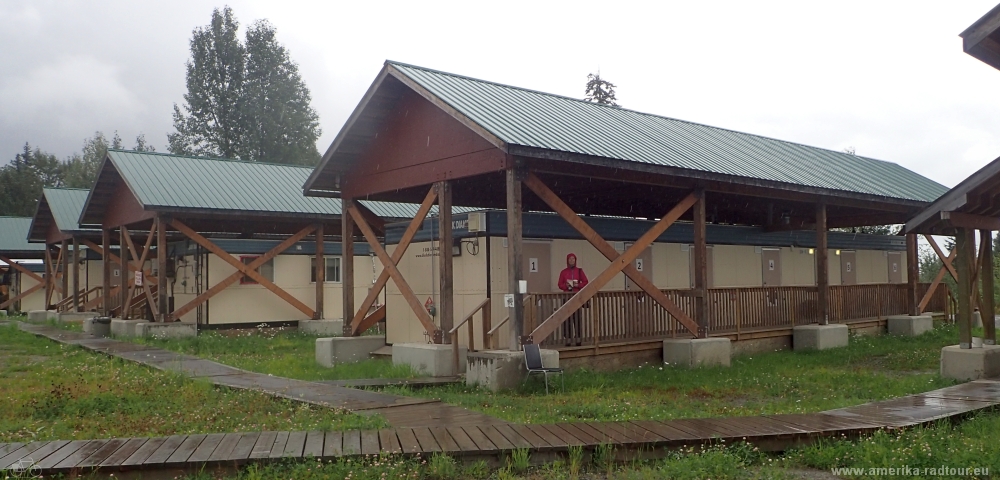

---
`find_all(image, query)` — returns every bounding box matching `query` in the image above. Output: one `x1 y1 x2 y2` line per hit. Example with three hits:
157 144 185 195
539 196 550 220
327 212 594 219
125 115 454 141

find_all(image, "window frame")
239 255 274 285
311 256 342 284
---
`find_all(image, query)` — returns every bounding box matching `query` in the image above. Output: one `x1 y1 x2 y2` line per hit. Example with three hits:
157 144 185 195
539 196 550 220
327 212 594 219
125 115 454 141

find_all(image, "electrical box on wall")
467 212 485 233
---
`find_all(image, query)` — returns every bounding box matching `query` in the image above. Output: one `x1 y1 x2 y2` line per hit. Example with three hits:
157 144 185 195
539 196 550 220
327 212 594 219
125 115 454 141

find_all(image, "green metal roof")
387 62 948 203
44 188 94 232
0 217 45 256
100 150 465 219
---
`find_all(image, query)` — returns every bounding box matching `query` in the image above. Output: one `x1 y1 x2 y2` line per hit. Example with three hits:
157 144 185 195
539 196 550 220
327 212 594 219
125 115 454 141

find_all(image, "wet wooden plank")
560 423 604 445
187 433 226 463
78 438 129 468
584 422 631 444
0 443 22 458
208 433 243 462
530 424 568 448
0 441 48 469
396 428 423 454
35 440 90 469
379 429 402 454
323 431 343 458
509 424 550 448
342 430 362 456
494 424 533 449
229 433 261 462
56 439 108 469
144 435 187 465
429 427 462 453
303 431 324 458
249 432 277 460
4 440 68 469
99 438 147 467
540 424 588 447
446 426 480 452
479 425 516 450
166 434 206 465
360 430 380 456
633 420 705 441
728 416 807 436
283 431 307 458
461 426 497 452
668 418 742 439
412 427 442 453
268 432 290 459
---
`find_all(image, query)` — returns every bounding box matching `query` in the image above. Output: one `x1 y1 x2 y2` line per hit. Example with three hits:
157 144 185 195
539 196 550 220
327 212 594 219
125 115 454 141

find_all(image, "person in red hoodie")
557 253 589 346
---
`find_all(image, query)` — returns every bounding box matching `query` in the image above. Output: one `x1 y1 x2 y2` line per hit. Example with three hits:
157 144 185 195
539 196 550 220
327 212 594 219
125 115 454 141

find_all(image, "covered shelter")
0 217 47 312
304 61 948 352
80 150 430 325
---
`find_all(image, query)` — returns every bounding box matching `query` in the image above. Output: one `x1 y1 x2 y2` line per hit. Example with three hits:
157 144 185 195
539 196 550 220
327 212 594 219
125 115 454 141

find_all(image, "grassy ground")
0 322 385 443
374 323 961 424
129 325 420 381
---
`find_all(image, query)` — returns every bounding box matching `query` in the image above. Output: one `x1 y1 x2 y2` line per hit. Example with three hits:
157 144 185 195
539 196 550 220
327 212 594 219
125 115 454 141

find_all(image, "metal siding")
390 63 948 202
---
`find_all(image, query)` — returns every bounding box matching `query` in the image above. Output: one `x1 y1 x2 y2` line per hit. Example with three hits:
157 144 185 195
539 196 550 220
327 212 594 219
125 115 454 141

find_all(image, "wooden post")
981 229 996 345
438 181 454 343
957 229 973 349
693 188 708 337
102 229 111 316
816 203 829 325
72 237 80 312
44 244 53 309
157 217 168 321
61 240 69 305
507 167 525 350
120 228 129 319
342 198 355 336
906 233 919 316
315 224 324 320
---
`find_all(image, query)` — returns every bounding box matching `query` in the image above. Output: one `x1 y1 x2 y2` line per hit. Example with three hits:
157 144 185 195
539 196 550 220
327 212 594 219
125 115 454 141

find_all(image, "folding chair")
523 343 564 394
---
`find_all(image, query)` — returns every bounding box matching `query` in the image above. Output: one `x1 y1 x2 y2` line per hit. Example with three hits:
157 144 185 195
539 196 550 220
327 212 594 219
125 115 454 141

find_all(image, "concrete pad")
58 311 98 323
466 349 560 391
315 335 386 367
940 345 1000 381
83 317 112 337
662 337 731 367
136 322 197 339
393 343 467 377
793 323 849 350
887 315 934 337
27 310 57 322
110 318 149 337
299 319 344 336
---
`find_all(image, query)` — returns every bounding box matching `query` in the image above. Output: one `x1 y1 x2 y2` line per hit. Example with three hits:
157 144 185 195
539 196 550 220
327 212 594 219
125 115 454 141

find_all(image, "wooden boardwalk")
8 323 1000 476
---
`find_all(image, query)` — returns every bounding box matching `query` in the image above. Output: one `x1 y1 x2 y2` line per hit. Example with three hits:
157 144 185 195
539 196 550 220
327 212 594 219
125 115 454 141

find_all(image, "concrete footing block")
940 344 1000 380
27 310 57 322
466 349 560 391
793 324 849 350
136 322 197 339
110 318 149 337
315 335 386 367
58 312 98 323
662 337 731 367
299 319 345 336
887 315 934 337
83 317 112 337
393 343 467 377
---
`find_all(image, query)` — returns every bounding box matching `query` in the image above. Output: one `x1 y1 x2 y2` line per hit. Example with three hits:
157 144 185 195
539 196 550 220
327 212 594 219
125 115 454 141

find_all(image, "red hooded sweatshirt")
558 253 589 292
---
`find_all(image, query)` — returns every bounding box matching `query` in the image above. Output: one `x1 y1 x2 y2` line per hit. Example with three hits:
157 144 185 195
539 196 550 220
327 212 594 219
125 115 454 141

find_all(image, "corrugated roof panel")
0 217 45 253
43 188 94 232
389 62 948 202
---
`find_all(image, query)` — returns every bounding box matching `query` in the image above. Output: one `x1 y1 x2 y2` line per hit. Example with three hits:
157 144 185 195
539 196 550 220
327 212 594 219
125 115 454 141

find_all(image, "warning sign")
134 271 143 286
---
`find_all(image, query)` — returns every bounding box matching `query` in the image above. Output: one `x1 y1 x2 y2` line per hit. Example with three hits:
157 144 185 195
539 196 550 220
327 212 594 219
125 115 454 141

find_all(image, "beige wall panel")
652 243 690 289
19 274 46 311
714 245 763 288
855 250 889 285
828 250 842 285
779 247 816 286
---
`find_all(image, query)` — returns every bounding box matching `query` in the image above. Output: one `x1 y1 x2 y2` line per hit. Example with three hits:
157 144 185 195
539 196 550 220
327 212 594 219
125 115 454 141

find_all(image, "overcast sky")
2 0 999 189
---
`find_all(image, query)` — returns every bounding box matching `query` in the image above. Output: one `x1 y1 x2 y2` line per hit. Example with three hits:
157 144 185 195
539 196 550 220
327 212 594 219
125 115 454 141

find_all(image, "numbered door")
689 246 714 288
761 248 782 286
624 243 653 291
887 252 902 284
522 242 552 293
841 251 857 285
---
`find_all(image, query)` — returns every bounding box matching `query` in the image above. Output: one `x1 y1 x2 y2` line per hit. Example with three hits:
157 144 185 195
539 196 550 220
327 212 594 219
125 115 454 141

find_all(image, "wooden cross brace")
523 172 702 338
168 219 317 321
0 256 45 310
918 248 955 314
121 225 159 319
526 188 699 344
82 237 160 314
347 186 439 338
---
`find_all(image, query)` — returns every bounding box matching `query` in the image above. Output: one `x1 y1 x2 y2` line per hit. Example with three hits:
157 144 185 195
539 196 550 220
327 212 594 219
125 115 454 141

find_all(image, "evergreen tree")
585 72 619 107
0 144 63 216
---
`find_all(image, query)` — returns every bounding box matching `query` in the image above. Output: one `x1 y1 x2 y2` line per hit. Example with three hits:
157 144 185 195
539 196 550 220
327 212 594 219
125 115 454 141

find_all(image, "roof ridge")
43 187 91 192
387 61 915 172
0 216 32 219
107 149 316 170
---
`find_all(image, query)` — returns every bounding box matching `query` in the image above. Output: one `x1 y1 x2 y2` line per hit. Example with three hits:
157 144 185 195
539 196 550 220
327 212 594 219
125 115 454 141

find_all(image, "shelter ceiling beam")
348 186 438 336
526 191 699 344
168 220 317 321
522 172 701 337
940 211 1000 231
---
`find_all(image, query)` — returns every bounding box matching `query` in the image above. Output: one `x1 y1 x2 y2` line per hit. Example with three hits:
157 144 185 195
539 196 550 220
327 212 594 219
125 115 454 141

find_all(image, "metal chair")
523 344 564 394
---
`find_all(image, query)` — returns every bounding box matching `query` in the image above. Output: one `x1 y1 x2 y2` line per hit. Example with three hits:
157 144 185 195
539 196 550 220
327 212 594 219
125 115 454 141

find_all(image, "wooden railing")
54 286 103 313
524 283 946 347
450 298 490 374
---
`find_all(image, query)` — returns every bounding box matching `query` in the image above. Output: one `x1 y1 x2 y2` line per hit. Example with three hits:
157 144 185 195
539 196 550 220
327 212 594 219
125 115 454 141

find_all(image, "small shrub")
426 452 458 479
568 444 584 477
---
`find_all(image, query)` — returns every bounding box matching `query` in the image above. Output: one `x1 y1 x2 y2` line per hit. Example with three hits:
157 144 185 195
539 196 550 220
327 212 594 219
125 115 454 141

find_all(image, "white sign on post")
504 294 515 308
134 271 143 286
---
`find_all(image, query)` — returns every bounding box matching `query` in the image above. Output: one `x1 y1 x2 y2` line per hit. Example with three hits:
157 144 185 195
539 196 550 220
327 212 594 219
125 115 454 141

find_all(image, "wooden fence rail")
527 283 946 347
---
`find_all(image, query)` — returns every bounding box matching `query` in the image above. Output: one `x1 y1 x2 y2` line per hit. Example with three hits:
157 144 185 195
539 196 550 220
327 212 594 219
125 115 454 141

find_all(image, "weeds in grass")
594 442 616 475
567 444 584 477
426 452 458 479
509 447 531 473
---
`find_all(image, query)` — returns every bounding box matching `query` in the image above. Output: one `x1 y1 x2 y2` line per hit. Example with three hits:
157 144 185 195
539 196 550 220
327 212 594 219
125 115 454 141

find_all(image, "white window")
240 256 274 285
311 256 341 283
